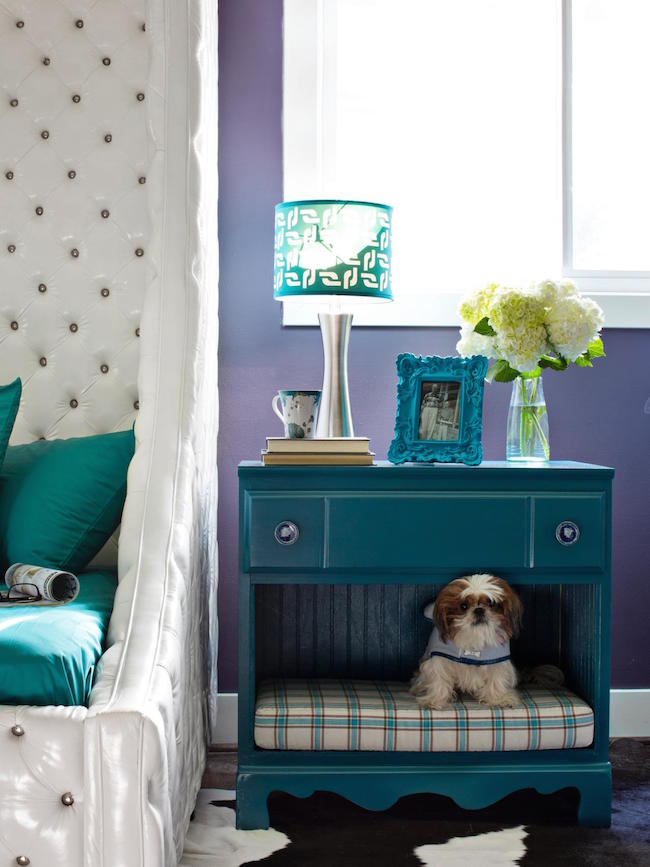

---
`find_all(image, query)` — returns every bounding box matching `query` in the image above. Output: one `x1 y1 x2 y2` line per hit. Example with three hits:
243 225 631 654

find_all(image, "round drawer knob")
556 521 580 546
274 521 299 546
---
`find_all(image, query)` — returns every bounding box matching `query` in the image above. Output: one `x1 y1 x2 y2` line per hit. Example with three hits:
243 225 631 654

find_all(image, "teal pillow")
0 379 21 468
0 429 135 574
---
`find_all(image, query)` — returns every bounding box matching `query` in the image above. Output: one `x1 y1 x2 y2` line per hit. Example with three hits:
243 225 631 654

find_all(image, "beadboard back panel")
561 583 598 709
0 0 149 443
255 582 595 695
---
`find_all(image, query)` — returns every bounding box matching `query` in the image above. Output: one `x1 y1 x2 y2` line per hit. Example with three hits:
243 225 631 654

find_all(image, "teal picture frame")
388 354 488 466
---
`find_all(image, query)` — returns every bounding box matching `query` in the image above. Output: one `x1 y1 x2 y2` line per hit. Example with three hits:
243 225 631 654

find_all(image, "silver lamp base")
315 312 354 438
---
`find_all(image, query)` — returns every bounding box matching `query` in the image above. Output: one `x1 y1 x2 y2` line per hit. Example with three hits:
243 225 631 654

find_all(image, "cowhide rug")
181 740 650 866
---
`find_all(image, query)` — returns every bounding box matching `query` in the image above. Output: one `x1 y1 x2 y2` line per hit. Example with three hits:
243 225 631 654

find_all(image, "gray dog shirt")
425 626 511 666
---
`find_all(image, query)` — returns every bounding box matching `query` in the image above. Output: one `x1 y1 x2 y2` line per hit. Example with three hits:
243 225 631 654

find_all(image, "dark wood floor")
203 746 237 789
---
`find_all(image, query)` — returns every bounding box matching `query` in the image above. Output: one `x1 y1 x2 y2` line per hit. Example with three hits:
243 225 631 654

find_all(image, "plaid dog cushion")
254 679 594 752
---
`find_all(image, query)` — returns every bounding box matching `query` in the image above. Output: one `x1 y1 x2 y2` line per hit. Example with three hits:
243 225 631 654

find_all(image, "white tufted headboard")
0 0 148 444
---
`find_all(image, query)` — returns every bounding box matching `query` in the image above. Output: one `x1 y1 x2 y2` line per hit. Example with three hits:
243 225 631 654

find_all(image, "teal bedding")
0 570 117 706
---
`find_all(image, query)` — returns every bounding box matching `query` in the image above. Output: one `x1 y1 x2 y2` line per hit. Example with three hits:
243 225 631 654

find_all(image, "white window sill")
283 292 650 329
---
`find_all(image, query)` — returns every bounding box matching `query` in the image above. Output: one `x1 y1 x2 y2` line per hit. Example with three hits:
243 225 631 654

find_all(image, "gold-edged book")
261 450 375 466
266 437 371 455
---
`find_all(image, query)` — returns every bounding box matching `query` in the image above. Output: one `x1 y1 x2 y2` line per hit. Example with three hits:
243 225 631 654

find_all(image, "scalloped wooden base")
236 763 612 830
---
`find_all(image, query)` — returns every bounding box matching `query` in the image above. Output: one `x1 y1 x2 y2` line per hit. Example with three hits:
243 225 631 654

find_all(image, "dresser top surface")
240 460 614 477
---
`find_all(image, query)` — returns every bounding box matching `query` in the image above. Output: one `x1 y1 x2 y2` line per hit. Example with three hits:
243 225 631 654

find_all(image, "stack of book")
262 437 375 466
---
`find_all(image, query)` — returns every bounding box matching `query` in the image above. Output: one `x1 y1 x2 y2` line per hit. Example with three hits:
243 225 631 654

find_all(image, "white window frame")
282 0 650 328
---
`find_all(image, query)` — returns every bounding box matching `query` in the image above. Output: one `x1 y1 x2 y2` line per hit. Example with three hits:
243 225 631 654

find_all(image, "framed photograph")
387 354 488 466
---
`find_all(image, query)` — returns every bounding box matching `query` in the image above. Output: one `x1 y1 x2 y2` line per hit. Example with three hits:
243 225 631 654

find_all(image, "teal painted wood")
236 765 612 830
237 461 613 829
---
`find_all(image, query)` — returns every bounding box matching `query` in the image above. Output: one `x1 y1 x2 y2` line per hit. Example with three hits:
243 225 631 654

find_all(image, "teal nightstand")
237 461 613 829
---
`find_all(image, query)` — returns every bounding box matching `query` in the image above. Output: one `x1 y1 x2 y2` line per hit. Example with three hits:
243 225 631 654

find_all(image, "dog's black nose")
474 607 485 619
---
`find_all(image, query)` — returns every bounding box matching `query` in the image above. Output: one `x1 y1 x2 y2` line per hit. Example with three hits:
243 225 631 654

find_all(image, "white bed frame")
0 2 218 864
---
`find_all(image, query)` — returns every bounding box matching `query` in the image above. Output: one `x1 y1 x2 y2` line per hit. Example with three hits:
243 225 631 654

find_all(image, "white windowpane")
571 0 650 271
284 0 562 302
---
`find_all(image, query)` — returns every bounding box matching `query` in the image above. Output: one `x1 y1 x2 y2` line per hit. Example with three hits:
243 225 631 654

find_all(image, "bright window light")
570 0 650 273
283 0 650 327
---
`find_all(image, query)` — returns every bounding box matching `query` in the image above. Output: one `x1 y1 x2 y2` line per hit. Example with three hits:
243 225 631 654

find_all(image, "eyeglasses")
0 583 42 604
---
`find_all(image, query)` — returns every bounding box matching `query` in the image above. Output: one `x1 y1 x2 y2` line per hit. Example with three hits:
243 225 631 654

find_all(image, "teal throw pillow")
0 379 21 469
0 428 135 574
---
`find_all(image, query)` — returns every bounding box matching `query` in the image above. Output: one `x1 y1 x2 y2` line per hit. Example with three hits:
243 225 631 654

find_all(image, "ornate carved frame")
388 354 488 466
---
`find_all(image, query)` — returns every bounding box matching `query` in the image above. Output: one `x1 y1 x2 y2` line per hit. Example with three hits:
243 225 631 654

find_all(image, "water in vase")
506 375 550 462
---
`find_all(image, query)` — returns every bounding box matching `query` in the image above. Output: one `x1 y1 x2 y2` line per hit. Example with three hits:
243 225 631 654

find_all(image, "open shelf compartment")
253 582 598 752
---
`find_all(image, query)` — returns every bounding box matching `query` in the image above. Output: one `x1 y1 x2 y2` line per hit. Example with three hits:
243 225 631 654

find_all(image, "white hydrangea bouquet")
456 279 605 460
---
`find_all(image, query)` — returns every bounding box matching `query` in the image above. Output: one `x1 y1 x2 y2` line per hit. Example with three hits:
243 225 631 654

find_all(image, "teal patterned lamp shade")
274 199 393 302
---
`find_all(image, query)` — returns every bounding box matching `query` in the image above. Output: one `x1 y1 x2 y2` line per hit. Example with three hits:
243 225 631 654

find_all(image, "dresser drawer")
533 494 605 569
244 489 607 573
327 494 529 570
245 494 324 570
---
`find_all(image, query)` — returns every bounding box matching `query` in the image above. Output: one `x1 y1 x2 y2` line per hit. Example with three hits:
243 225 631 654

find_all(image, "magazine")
2 564 80 606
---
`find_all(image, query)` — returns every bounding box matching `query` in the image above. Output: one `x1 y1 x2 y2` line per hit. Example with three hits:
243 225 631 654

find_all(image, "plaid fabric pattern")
254 679 594 752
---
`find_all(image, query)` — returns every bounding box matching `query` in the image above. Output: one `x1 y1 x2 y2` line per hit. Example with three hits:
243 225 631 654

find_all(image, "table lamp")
274 199 393 437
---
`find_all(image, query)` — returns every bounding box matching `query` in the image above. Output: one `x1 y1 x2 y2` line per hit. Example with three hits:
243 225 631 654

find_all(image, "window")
283 0 650 327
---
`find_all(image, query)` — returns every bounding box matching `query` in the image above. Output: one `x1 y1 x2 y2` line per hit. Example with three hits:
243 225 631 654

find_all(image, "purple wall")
218 0 650 693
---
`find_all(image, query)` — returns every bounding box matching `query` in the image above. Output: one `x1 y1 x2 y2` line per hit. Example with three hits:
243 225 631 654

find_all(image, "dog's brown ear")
433 584 457 641
494 578 523 638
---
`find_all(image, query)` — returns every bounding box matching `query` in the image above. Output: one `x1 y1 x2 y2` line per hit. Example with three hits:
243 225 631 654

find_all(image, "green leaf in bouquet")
474 316 496 337
586 337 605 359
488 359 520 383
575 337 605 368
538 354 569 371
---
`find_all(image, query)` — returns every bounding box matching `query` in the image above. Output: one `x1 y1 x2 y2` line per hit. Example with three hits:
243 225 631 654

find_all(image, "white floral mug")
272 390 321 439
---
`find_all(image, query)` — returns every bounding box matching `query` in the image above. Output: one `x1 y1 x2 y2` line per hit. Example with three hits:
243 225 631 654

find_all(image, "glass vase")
506 375 550 462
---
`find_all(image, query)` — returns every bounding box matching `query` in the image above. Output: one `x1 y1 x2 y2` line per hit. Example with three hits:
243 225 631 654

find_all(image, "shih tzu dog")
410 574 523 709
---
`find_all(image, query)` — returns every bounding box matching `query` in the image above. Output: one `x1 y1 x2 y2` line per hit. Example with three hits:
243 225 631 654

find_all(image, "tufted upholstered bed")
0 1 218 864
